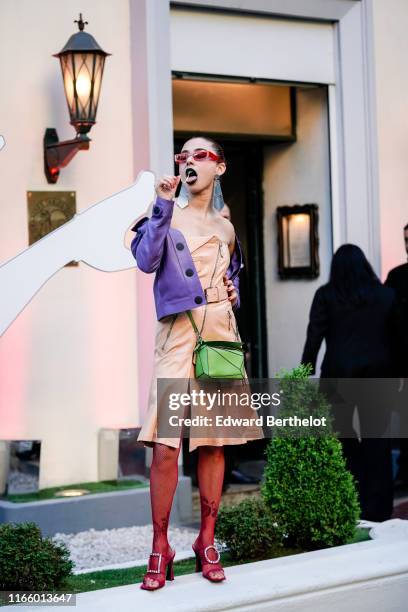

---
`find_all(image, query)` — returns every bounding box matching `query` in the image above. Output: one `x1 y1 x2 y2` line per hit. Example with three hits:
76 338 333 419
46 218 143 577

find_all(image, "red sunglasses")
174 149 222 164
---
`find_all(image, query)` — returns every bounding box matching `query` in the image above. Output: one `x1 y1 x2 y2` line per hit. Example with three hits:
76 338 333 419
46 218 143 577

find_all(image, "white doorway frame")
132 0 380 271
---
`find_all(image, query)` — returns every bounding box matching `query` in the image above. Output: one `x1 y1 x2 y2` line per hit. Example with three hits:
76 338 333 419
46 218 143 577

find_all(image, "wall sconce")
44 14 110 183
277 204 320 279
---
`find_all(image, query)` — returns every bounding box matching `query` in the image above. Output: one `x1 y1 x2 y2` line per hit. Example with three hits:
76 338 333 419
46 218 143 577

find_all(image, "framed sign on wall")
277 204 319 279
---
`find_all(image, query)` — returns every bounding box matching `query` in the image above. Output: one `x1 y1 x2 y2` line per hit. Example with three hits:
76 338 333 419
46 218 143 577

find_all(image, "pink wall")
373 1 408 280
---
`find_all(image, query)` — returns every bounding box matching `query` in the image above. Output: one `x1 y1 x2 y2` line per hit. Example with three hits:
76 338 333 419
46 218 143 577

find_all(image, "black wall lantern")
44 14 111 183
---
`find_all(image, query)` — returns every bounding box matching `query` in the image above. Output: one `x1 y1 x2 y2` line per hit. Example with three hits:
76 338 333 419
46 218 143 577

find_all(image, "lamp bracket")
44 128 91 184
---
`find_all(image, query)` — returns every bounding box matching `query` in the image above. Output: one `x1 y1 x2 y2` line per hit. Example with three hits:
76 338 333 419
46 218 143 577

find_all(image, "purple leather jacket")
130 196 243 321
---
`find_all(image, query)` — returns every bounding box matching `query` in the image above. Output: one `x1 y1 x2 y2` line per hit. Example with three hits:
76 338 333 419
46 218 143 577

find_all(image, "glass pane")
118 428 146 479
90 56 105 118
284 213 311 268
173 79 293 137
60 55 75 117
73 53 93 120
0 440 41 496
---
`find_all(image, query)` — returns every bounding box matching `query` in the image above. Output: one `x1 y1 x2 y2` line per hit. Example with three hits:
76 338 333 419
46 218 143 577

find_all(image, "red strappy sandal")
140 548 176 590
192 543 226 582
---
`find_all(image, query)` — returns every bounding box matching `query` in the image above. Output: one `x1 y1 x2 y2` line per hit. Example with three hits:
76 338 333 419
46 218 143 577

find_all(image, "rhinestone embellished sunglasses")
174 149 222 164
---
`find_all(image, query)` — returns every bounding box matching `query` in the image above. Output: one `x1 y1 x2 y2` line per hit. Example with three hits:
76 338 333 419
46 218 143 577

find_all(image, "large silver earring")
176 182 190 208
212 175 225 211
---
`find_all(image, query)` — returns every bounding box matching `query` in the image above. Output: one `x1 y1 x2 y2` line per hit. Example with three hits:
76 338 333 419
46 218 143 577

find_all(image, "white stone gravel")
52 525 201 574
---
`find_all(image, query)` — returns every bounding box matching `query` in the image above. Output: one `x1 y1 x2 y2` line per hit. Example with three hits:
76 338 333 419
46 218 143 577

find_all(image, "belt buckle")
205 286 219 303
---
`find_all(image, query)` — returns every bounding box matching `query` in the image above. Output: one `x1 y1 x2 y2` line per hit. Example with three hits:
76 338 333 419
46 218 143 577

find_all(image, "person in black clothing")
301 244 400 522
385 223 408 488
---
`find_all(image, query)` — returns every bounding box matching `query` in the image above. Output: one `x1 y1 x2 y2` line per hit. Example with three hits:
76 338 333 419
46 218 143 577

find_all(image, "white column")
130 0 174 176
333 1 381 272
128 0 178 466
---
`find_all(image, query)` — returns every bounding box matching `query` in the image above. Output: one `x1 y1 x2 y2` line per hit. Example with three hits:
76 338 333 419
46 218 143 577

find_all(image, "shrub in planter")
0 522 74 591
215 497 285 561
261 364 360 550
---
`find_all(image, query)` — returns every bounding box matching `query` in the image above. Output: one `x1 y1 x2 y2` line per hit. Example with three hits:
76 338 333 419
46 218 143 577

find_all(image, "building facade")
0 0 406 486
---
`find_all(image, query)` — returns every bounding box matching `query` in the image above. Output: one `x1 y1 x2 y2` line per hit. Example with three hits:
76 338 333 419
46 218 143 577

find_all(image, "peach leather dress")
137 233 265 452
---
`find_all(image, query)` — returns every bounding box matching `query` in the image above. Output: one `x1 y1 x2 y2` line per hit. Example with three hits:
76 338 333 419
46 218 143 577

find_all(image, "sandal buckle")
204 544 220 564
147 552 162 573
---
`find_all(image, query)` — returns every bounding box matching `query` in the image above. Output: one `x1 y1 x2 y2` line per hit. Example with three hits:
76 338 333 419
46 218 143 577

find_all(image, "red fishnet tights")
147 443 225 582
149 442 181 555
194 445 225 579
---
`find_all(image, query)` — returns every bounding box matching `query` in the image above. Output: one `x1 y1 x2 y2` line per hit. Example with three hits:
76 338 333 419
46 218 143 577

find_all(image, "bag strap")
186 309 202 342
186 239 225 342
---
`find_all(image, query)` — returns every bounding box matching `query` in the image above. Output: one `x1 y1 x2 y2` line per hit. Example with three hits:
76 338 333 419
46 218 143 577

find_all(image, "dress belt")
204 285 229 303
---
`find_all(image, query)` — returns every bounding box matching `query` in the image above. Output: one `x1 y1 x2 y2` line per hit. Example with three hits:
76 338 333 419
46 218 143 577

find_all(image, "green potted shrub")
0 522 74 593
215 496 285 561
261 364 360 550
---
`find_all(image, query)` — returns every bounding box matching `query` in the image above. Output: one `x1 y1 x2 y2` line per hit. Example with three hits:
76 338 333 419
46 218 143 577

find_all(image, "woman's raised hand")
223 274 238 308
155 175 181 200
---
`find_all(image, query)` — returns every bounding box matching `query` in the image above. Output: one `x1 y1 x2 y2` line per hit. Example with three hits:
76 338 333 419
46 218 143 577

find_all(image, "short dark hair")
404 223 408 231
202 137 226 163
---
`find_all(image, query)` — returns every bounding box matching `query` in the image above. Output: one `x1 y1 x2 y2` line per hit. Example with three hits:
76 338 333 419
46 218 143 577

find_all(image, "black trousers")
395 382 408 482
339 437 393 522
321 378 395 522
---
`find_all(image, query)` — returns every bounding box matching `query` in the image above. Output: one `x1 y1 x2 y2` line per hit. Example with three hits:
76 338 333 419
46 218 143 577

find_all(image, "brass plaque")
27 191 78 266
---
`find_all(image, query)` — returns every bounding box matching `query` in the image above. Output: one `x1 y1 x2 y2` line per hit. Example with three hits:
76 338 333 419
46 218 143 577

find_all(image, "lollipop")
183 167 197 185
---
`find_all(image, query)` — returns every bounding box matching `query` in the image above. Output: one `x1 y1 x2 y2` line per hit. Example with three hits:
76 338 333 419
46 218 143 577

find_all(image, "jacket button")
176 242 184 250
185 268 194 277
194 296 203 304
153 205 161 215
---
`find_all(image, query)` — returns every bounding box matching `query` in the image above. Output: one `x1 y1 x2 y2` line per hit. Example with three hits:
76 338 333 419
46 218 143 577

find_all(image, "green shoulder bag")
186 309 246 380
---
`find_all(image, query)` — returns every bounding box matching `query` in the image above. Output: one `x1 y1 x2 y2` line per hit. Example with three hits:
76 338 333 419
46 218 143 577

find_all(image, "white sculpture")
0 170 155 336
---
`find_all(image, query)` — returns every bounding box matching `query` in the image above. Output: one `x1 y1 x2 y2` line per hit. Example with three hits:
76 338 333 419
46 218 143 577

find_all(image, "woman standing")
301 244 399 521
130 136 263 590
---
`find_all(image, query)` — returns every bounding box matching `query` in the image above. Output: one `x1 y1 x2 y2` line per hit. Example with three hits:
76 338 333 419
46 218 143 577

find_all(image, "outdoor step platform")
7 524 408 612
